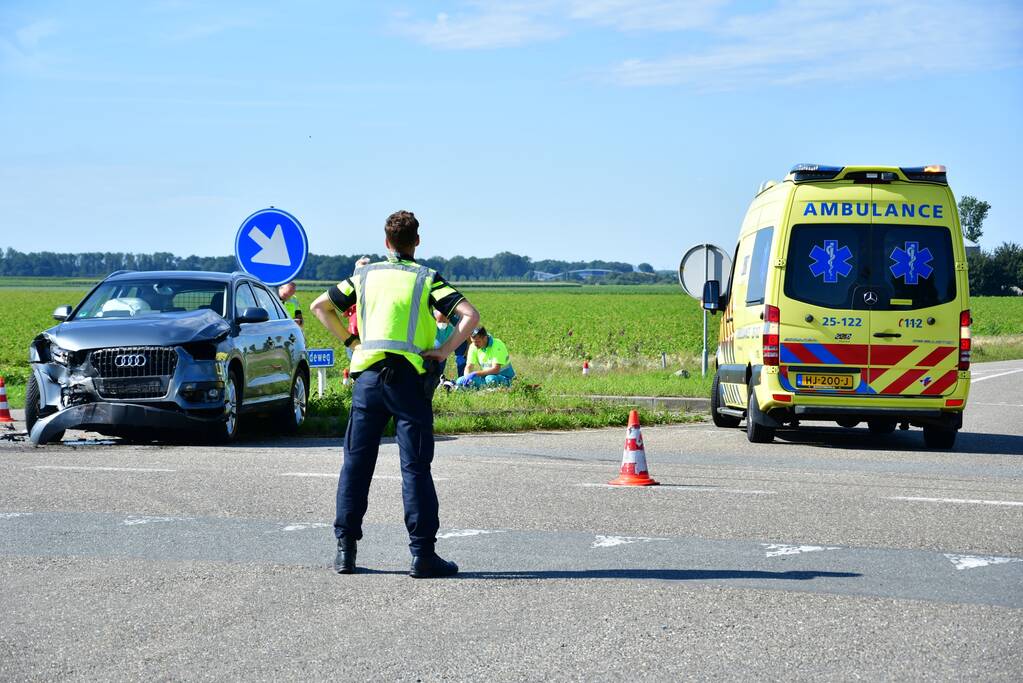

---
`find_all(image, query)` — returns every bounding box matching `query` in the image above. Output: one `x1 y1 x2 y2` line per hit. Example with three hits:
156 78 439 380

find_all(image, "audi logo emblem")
114 354 147 368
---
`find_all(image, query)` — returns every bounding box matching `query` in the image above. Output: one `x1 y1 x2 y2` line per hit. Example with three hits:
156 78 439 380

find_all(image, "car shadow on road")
772 427 1023 456
456 569 861 581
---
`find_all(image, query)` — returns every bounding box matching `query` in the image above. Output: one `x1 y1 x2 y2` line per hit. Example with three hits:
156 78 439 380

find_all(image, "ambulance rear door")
777 185 873 396
866 185 960 396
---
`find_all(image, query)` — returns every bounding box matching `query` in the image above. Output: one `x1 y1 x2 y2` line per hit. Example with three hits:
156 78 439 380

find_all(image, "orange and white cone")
342 368 351 386
582 360 590 376
608 409 658 486
0 377 14 423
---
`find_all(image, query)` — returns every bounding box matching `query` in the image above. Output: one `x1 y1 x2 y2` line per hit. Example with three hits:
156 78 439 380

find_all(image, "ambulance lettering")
803 203 944 219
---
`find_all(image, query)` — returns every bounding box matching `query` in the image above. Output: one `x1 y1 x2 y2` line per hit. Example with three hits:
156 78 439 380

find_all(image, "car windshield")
73 280 228 319
784 224 956 310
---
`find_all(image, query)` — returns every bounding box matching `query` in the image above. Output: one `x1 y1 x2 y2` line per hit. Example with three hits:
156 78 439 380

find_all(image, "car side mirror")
702 281 722 314
237 307 270 324
53 305 72 321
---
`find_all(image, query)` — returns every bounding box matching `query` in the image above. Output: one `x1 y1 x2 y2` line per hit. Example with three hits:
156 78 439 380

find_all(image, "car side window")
252 285 285 320
745 227 774 306
234 283 258 318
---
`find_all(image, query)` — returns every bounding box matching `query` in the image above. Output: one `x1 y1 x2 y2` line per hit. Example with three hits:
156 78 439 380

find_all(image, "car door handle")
873 332 902 338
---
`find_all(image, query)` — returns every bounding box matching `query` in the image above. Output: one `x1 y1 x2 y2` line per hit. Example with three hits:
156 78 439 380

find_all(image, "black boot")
410 553 458 578
334 539 357 574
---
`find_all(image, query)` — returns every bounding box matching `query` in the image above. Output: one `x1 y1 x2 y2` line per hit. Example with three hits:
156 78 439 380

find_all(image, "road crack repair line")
121 516 192 526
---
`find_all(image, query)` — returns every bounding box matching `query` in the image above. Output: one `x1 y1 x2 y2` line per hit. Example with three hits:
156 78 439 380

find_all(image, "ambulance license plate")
796 373 855 390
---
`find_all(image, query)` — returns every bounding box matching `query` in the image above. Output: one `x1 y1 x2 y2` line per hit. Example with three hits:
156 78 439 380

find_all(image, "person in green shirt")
278 282 303 328
458 326 515 389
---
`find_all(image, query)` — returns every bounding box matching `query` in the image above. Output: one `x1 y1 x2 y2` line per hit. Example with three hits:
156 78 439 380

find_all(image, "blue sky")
1 1 1021 269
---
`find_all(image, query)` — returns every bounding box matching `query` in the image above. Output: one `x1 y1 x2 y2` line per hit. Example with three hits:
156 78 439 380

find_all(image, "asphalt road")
1 360 1021 680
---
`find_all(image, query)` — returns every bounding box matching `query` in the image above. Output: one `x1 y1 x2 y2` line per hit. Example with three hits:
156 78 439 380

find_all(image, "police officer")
310 211 479 577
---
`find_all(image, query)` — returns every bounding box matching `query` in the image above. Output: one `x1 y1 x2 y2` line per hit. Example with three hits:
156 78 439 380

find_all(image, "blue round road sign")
235 208 309 286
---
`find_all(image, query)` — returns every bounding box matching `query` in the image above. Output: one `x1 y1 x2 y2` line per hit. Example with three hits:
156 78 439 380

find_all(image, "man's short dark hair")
385 210 419 253
471 326 487 338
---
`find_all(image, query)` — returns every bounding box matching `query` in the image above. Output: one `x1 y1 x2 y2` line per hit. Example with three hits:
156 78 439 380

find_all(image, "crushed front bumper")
29 401 227 445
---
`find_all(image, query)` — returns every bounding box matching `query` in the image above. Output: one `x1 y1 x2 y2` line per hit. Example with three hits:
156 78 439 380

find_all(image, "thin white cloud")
0 19 59 74
396 2 563 50
609 0 1023 88
568 0 726 32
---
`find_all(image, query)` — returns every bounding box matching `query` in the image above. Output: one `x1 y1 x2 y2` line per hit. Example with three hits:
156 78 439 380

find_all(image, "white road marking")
889 496 1023 507
281 522 331 532
970 368 1023 383
592 535 668 549
280 472 449 481
63 439 118 446
0 512 33 519
575 483 775 495
122 516 191 526
944 554 1023 571
32 465 176 473
436 529 506 539
763 543 842 558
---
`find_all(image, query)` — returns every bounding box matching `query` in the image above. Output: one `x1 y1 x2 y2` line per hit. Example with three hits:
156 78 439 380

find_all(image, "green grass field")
2 278 1021 433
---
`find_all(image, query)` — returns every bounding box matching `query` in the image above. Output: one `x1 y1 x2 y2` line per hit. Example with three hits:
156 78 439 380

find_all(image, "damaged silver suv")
27 270 309 444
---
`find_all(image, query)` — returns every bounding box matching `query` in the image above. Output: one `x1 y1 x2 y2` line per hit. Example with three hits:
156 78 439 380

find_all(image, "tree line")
0 248 666 282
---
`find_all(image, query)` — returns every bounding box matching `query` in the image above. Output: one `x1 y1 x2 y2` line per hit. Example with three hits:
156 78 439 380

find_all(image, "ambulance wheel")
868 419 897 435
711 372 740 428
746 390 775 444
923 427 957 450
836 418 860 429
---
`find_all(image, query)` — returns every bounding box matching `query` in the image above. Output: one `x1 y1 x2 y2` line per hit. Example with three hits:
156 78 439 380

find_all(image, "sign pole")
702 244 710 377
317 368 326 398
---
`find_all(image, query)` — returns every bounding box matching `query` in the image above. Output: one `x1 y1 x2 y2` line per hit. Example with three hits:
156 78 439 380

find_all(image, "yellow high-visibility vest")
348 259 438 374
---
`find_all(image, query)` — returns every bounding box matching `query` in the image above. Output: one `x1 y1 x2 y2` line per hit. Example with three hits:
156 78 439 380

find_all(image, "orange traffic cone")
342 368 351 386
582 360 590 376
609 410 658 486
0 377 14 423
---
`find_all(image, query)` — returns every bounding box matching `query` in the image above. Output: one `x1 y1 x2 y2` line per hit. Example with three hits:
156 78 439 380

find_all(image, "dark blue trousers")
334 365 439 556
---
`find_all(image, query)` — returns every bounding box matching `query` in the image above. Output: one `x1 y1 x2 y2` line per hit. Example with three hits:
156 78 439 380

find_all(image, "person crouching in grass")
456 326 516 389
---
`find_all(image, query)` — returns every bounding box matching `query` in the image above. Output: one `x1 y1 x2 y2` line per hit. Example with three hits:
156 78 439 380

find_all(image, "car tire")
836 418 860 429
212 369 243 443
711 372 741 428
746 388 775 444
923 427 957 450
279 371 308 434
24 373 64 444
867 419 897 435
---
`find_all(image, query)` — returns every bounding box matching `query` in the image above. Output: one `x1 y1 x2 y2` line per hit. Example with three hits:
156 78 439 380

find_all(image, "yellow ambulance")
703 164 971 449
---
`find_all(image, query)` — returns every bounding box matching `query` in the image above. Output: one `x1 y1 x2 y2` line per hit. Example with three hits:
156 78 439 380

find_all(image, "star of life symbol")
890 241 934 285
809 239 853 283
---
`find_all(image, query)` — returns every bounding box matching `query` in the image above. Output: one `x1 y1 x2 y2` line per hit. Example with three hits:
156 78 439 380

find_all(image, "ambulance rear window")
785 224 956 310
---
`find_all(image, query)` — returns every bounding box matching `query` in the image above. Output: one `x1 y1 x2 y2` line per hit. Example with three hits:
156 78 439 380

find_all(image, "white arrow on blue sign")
308 348 335 368
235 207 309 286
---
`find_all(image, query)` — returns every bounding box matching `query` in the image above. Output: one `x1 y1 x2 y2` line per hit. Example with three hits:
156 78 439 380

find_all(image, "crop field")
1 280 1021 418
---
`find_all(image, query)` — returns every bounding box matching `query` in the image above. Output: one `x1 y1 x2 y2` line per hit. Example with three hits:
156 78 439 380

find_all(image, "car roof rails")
106 269 138 278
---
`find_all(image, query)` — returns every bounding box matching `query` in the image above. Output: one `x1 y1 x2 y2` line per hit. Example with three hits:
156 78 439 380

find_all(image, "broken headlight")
50 342 71 365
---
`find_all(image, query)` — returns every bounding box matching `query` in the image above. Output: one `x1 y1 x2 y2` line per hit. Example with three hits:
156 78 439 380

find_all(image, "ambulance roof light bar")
790 164 843 182
900 165 949 183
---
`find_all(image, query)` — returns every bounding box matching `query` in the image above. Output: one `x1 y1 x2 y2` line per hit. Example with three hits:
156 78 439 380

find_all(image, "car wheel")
212 369 243 443
923 427 957 450
746 388 775 444
867 419 897 435
24 373 64 444
711 371 741 428
280 371 308 434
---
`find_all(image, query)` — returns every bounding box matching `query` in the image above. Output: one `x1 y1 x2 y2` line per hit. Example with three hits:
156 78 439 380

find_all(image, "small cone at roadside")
342 368 351 386
0 377 14 423
582 360 590 376
608 409 658 486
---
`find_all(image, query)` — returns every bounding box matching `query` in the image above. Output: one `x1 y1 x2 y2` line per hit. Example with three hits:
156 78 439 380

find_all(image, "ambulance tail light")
958 309 971 371
763 304 781 366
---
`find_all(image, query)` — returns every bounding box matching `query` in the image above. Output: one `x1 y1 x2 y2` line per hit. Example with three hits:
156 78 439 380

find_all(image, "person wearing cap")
278 282 303 328
457 326 516 389
310 211 479 578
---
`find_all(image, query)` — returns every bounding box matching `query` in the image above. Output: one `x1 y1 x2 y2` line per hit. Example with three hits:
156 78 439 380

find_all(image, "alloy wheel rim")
225 379 238 435
293 376 306 425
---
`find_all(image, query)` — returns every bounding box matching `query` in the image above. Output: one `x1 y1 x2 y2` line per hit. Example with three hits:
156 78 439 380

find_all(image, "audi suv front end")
26 270 309 444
